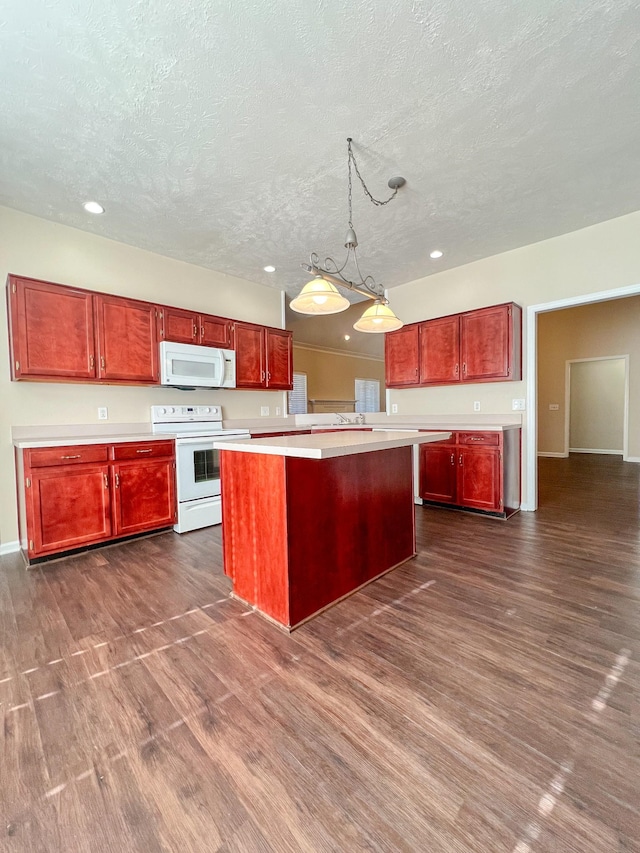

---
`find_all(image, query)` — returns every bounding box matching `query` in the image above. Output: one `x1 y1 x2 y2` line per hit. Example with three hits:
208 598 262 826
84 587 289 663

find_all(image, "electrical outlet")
391 403 398 414
473 401 481 412
98 407 108 420
549 403 560 411
275 407 281 417
260 406 270 416
512 398 526 411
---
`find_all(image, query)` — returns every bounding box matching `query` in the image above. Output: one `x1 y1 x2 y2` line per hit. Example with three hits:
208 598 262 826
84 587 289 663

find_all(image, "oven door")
176 439 221 503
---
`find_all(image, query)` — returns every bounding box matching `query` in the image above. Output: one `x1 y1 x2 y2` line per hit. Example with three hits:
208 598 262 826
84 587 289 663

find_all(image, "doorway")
567 357 627 456
525 283 640 510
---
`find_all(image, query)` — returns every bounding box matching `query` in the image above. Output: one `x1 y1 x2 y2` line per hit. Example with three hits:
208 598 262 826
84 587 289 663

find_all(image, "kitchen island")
216 430 449 630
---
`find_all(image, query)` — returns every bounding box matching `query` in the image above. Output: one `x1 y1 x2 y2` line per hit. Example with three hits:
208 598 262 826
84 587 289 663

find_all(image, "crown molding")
292 342 383 362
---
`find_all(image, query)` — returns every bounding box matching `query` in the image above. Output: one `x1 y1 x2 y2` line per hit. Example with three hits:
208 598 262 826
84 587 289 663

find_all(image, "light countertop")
13 431 171 449
215 430 451 460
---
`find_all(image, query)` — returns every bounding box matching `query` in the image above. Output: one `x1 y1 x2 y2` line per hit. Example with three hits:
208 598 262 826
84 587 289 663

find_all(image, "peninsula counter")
216 430 449 630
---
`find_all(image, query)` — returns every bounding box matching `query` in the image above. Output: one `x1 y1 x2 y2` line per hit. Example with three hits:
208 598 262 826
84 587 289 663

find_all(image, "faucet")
355 413 364 424
334 412 350 423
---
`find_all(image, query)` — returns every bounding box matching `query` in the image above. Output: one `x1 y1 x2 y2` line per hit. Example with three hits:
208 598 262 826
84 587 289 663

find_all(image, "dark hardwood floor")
1 454 638 852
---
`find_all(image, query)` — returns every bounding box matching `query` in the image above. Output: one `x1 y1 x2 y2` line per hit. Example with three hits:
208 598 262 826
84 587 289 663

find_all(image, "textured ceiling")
1 1 640 356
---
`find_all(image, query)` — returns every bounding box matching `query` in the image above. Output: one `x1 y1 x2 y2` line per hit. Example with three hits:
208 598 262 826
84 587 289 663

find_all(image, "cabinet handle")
415 367 418 376
450 453 455 465
100 356 105 370
261 370 265 381
193 324 197 338
459 455 463 465
462 362 466 374
103 473 108 489
61 454 81 459
89 354 95 369
115 473 120 488
455 363 459 375
267 371 271 381
470 436 483 441
200 326 205 338
136 448 153 453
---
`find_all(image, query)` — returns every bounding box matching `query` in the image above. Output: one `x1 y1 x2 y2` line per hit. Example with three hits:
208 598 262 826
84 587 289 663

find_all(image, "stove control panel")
151 405 222 423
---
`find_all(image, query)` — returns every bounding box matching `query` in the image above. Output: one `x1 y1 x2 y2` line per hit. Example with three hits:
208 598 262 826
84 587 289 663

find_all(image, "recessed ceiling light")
83 201 104 215
430 249 443 259
263 265 276 273
344 334 351 341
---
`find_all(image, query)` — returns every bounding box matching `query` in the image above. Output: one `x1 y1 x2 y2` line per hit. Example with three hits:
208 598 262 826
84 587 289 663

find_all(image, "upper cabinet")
8 276 97 380
234 322 293 390
158 306 232 349
7 274 291 391
8 276 158 385
385 302 522 388
95 294 158 383
385 324 420 387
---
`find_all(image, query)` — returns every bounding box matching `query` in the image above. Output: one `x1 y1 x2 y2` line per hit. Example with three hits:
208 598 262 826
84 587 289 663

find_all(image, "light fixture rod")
300 262 379 301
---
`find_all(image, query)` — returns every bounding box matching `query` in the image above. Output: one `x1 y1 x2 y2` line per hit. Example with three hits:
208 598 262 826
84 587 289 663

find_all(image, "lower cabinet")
18 440 176 563
419 430 520 518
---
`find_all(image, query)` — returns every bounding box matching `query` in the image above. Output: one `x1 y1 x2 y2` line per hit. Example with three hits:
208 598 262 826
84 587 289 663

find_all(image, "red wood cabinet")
95 295 158 382
385 324 419 386
460 303 520 382
158 306 232 348
419 315 461 385
7 276 97 380
419 430 520 518
234 322 293 390
385 303 522 388
18 440 176 563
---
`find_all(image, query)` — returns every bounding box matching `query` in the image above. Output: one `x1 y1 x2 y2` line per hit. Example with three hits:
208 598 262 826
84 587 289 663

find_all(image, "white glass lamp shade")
353 300 403 333
290 276 350 314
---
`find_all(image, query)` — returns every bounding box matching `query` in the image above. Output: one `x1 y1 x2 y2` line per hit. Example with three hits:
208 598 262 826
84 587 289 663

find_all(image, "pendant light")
294 138 405 333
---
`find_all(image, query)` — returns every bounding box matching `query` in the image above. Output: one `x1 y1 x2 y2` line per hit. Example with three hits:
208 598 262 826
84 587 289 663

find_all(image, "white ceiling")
2 1 640 345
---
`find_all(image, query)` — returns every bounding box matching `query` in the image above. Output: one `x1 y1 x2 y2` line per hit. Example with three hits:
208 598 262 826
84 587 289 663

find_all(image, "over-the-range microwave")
159 341 236 388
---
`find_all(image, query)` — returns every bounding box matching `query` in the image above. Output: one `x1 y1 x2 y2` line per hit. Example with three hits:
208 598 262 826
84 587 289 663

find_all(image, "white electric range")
151 405 250 533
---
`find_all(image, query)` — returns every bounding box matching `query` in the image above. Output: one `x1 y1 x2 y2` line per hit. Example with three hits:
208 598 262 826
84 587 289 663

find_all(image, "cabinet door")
266 329 293 390
419 442 457 503
112 458 176 536
28 464 111 556
8 276 96 380
385 325 420 387
457 446 501 512
460 304 515 382
160 306 198 344
419 315 460 384
96 295 158 383
234 322 266 388
200 314 233 348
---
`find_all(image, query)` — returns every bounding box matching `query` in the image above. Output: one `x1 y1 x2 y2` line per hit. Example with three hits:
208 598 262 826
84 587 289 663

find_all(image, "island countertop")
214 429 451 460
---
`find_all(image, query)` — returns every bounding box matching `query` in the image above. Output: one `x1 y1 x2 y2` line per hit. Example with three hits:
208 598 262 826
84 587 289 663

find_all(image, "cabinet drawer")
458 432 500 446
112 440 175 461
27 445 109 468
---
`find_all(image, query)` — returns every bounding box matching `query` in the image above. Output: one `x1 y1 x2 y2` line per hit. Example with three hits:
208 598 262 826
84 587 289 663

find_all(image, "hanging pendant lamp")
294 138 406 332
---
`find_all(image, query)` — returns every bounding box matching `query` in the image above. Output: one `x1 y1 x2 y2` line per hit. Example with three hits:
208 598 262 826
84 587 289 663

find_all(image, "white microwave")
159 341 236 388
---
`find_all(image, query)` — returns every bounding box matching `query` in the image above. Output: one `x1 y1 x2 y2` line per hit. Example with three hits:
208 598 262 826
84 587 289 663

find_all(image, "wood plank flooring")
1 453 638 852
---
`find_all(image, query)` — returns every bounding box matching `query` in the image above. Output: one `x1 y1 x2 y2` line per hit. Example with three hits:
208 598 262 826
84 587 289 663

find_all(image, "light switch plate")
391 403 398 414
549 403 560 411
98 407 108 420
260 406 270 416
512 399 526 411
473 401 481 412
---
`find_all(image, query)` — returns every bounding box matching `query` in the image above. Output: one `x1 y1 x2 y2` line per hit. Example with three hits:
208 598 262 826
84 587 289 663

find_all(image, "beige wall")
537 297 640 455
388 209 640 500
1 206 284 549
293 345 385 412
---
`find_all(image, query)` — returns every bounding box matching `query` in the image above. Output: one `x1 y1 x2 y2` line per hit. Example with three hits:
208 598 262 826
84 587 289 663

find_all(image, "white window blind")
355 378 380 413
288 372 308 414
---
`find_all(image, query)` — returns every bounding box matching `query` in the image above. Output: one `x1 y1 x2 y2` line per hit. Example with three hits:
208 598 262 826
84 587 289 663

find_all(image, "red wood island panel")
220 445 415 629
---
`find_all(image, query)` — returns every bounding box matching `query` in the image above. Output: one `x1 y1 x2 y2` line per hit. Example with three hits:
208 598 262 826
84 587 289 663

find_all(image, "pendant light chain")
347 137 400 226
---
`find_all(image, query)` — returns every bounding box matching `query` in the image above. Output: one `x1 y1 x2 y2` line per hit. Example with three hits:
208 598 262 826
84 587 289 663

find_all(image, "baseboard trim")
0 540 21 556
569 448 623 455
537 451 568 458
624 456 640 463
